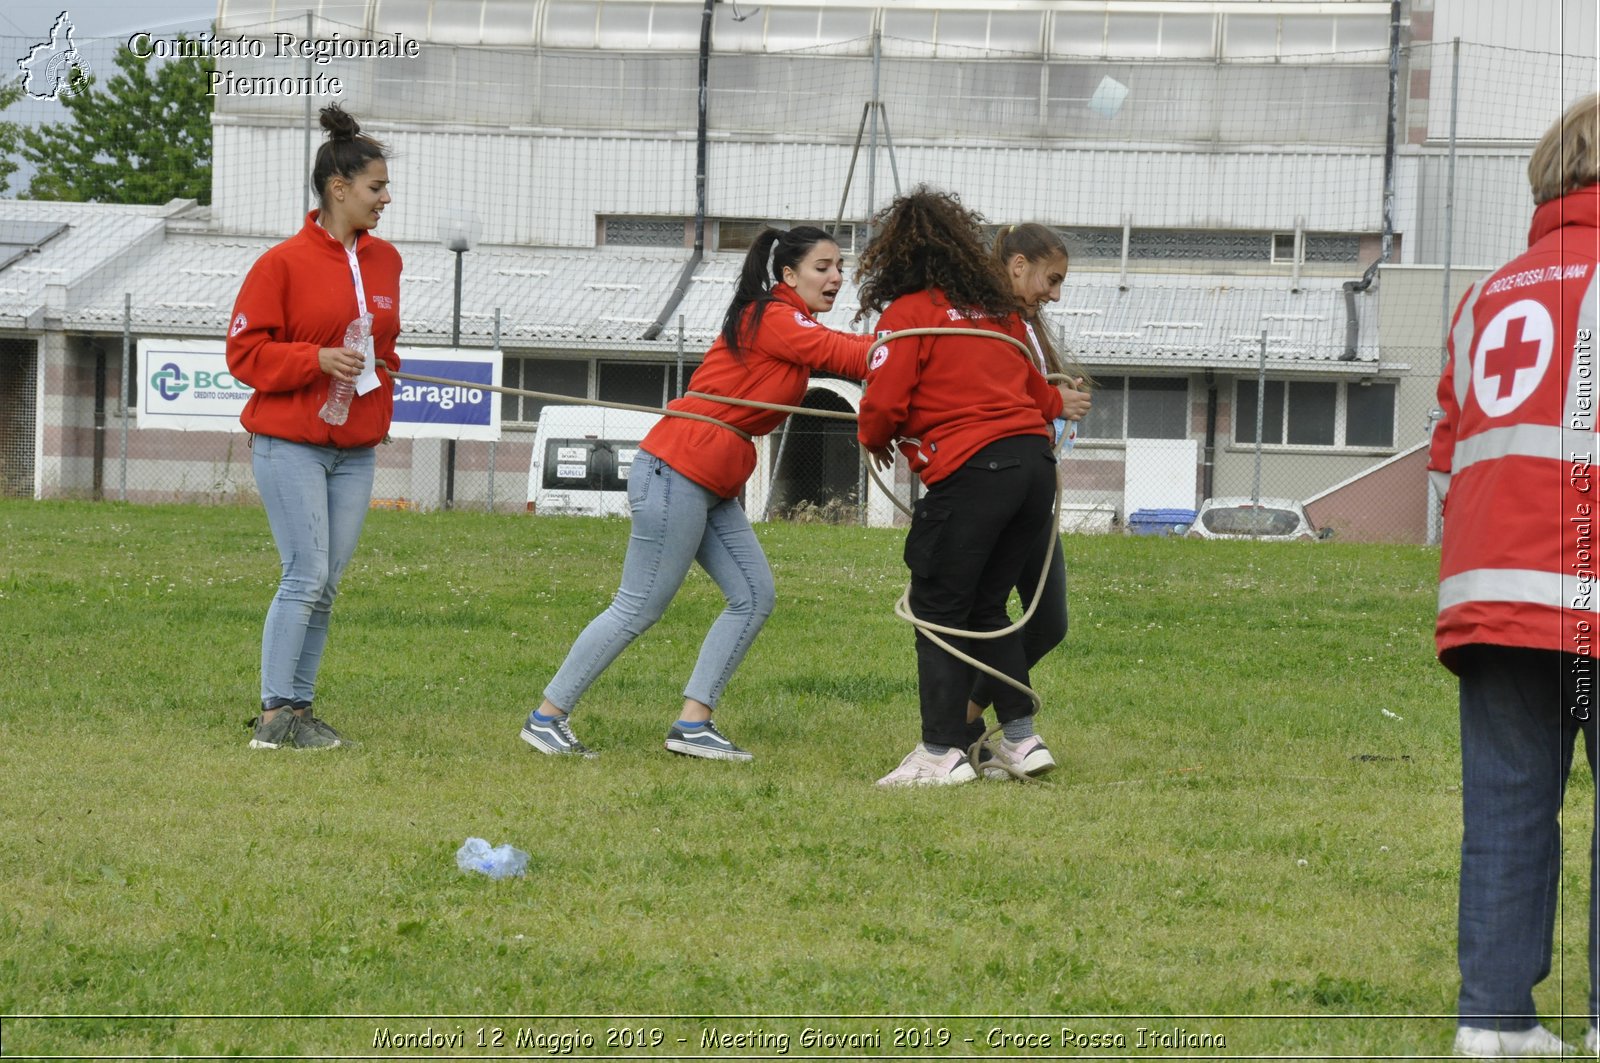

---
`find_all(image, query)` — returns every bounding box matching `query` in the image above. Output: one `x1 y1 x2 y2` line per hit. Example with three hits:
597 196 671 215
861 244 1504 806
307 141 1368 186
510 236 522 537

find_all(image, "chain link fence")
2 13 1586 546
9 322 1447 542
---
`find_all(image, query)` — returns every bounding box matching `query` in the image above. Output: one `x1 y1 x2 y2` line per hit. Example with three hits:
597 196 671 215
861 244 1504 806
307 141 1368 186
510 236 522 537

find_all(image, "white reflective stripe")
1452 423 1568 472
1564 271 1599 431
1450 280 1480 411
1439 568 1594 612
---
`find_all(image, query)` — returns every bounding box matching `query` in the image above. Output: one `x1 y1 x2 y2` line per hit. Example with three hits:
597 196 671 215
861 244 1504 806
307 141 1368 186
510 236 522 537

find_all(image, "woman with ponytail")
522 226 871 762
226 105 401 750
963 223 1092 775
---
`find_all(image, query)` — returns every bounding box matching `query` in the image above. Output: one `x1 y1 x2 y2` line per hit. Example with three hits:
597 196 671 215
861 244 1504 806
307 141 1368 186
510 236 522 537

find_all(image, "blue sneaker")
520 711 597 758
664 719 752 761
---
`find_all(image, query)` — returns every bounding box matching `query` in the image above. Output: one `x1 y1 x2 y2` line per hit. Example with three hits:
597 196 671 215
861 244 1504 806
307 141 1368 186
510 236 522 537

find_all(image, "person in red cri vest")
522 226 872 761
963 223 1093 778
226 105 401 751
1430 92 1600 1059
855 189 1073 786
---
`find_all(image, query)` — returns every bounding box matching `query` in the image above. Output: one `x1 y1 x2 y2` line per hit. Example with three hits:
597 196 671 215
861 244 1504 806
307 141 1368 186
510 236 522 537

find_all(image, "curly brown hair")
854 187 1020 323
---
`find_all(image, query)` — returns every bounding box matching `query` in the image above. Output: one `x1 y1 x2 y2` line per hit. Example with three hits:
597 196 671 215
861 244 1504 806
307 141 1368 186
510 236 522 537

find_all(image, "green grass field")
0 499 1593 1059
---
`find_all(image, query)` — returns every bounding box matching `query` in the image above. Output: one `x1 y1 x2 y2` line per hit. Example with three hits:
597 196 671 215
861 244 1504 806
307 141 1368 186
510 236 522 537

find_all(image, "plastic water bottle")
455 837 530 880
1053 417 1076 457
318 314 372 426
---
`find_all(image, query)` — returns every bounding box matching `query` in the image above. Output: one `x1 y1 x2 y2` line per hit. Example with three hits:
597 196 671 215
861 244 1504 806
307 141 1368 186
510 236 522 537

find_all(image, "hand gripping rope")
392 326 1072 782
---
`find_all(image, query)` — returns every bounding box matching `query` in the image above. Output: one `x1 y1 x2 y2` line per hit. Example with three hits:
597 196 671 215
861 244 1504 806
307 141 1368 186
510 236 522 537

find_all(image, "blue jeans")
252 435 375 709
544 450 776 713
1457 644 1598 1030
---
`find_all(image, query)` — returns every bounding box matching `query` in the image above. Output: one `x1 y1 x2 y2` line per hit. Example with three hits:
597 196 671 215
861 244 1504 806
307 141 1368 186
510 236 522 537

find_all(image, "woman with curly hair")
856 189 1075 786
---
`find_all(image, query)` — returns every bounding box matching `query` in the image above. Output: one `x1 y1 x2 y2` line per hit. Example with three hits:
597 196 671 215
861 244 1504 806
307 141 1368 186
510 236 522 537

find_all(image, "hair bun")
319 104 361 142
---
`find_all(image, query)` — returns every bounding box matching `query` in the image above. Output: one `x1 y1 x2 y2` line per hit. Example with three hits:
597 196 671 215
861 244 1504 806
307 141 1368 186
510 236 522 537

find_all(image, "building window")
716 219 772 252
1345 379 1398 447
1234 378 1395 448
504 357 589 424
598 360 698 407
1078 375 1189 440
1069 226 1363 264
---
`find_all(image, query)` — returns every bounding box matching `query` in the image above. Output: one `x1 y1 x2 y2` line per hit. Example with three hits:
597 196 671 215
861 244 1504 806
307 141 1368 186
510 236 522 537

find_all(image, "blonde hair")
1529 93 1600 205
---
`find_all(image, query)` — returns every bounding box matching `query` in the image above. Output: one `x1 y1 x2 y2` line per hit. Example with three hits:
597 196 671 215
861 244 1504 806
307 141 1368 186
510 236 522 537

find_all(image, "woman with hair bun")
522 226 872 762
226 104 401 750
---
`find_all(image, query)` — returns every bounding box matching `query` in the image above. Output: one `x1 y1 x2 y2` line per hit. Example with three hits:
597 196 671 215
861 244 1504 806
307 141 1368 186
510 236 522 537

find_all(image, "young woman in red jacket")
522 226 872 761
225 105 401 751
856 190 1073 786
963 223 1093 777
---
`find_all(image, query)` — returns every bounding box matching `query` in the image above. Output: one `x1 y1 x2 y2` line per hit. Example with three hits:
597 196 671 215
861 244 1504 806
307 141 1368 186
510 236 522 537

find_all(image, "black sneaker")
664 719 753 761
520 710 598 758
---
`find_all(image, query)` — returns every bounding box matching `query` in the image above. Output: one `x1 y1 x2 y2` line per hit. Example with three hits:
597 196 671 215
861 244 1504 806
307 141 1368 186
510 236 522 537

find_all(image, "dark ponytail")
311 104 388 207
719 225 838 355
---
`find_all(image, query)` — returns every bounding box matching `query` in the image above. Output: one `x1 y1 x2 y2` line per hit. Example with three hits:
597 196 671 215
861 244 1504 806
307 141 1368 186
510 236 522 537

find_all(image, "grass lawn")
0 499 1592 1058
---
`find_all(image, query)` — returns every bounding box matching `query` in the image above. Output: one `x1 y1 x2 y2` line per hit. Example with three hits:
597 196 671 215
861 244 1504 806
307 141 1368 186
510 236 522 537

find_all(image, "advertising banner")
135 340 502 440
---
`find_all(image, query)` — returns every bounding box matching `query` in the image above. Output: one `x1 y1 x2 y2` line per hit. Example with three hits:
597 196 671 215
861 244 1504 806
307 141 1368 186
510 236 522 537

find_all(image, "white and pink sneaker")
876 745 979 787
983 736 1057 779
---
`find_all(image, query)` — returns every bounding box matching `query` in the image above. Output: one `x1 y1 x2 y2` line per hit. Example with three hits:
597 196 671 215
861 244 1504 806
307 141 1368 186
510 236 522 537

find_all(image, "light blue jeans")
252 435 375 709
544 450 776 713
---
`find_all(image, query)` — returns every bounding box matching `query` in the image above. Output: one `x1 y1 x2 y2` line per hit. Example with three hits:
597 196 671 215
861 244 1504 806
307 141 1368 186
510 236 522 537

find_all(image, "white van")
527 405 661 517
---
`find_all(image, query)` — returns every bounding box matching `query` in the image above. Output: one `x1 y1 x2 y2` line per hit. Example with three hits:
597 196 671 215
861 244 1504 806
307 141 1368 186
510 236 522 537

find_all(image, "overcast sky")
3 3 216 193
3 2 214 43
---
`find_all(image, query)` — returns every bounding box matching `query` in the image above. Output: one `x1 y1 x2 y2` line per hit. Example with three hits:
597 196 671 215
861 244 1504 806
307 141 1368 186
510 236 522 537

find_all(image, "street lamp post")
439 210 479 510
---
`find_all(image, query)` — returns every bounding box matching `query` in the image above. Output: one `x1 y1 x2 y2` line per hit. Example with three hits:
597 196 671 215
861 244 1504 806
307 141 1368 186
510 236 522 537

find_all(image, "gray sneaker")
520 711 598 758
248 711 297 749
247 711 341 750
294 712 345 749
664 719 753 761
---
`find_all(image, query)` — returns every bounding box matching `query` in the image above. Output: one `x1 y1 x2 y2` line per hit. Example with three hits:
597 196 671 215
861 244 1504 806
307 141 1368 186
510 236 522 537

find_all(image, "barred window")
602 217 686 248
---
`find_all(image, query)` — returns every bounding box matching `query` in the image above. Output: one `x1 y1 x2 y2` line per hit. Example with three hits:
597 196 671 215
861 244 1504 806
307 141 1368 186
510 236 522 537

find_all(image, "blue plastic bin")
1128 508 1198 536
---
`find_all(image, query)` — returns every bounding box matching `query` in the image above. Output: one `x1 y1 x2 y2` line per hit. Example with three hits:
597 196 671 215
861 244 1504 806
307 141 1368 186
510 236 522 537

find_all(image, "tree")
0 81 23 197
21 42 214 205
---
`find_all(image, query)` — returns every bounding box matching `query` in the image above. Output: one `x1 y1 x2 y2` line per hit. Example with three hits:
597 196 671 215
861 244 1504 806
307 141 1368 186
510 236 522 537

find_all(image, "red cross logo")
1481 316 1543 400
1471 299 1553 418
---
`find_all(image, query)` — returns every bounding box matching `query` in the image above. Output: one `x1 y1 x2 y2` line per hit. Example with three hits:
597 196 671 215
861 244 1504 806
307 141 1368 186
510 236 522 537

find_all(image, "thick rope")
392 370 753 440
396 324 1076 781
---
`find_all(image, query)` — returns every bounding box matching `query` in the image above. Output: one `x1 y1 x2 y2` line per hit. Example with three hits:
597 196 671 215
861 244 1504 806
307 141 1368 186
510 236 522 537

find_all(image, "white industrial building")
1 0 1594 539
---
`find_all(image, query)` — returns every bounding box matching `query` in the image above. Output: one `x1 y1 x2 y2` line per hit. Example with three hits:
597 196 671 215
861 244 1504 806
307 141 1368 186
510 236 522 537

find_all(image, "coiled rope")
393 324 1075 781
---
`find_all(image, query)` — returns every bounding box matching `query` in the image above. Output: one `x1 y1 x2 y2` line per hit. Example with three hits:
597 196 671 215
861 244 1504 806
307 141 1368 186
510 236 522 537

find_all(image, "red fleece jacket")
857 288 1062 485
642 285 872 498
226 211 402 448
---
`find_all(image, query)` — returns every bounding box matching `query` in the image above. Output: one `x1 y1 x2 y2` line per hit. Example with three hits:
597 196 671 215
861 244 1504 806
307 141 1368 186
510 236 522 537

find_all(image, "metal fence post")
1253 330 1266 534
119 293 130 501
488 307 501 512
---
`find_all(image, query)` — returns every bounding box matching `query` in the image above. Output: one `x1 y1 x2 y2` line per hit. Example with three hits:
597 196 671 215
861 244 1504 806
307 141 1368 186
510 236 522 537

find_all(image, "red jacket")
642 284 872 498
1430 184 1600 670
857 288 1062 485
226 211 403 448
